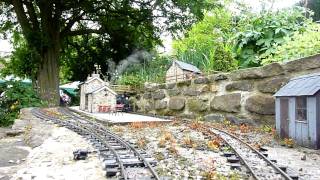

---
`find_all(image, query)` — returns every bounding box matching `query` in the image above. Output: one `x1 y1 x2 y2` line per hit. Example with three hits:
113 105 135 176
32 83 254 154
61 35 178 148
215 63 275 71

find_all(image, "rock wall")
132 54 320 125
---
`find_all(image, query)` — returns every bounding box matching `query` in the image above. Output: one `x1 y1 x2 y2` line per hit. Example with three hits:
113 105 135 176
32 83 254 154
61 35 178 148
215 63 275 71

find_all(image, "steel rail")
59 108 161 180
31 109 128 180
209 126 293 180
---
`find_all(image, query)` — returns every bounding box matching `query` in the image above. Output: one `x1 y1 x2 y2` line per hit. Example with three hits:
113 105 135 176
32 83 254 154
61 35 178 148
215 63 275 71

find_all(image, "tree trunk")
37 46 60 107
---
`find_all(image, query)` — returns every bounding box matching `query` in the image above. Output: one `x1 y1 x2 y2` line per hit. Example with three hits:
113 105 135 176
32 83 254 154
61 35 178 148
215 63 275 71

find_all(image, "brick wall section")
131 54 320 125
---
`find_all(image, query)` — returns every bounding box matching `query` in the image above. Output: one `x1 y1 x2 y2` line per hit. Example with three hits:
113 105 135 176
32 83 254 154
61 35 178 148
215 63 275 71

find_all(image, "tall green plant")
173 8 238 73
262 23 320 64
233 7 312 67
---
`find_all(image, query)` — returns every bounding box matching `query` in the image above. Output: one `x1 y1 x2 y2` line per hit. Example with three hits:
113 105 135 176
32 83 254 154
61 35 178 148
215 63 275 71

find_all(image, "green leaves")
233 6 312 68
0 81 44 127
173 8 238 73
262 23 320 65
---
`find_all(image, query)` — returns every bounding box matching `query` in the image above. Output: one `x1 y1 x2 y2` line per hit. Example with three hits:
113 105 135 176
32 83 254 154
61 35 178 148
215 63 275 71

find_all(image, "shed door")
280 98 289 138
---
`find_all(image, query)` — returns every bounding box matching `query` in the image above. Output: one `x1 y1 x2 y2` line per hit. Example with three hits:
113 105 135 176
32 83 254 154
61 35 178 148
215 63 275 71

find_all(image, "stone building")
80 71 117 113
166 60 201 83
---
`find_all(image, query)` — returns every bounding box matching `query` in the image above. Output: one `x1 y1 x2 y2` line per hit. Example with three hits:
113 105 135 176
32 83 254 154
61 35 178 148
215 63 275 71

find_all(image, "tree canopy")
0 0 217 105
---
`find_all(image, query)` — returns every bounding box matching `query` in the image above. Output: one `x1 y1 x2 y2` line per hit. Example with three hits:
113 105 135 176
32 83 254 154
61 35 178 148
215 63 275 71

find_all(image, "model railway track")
31 108 160 180
201 125 297 180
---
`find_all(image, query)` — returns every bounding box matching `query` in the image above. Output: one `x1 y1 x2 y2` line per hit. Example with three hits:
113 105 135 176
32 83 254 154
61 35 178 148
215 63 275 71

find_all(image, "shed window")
296 97 307 121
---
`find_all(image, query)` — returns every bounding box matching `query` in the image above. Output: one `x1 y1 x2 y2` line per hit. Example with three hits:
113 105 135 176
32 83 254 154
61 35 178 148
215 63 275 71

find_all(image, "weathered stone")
156 84 166 89
225 81 254 91
177 80 191 87
152 90 166 100
245 94 275 115
144 82 158 91
204 114 225 122
137 100 153 112
168 89 180 96
257 77 289 93
283 54 320 72
225 115 256 125
230 67 264 80
230 63 284 80
209 73 229 82
143 92 152 99
261 63 284 77
210 93 241 112
183 88 200 96
155 100 167 110
166 83 176 89
187 99 208 112
210 84 219 92
169 97 185 110
194 77 209 84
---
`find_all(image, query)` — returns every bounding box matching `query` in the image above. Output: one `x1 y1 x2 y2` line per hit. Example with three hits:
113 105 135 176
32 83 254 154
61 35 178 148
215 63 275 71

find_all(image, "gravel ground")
11 127 105 180
109 120 320 180
0 108 105 180
110 122 245 179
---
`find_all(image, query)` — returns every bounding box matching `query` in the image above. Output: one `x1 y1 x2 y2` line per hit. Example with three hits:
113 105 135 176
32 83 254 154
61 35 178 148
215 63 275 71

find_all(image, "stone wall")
132 54 320 125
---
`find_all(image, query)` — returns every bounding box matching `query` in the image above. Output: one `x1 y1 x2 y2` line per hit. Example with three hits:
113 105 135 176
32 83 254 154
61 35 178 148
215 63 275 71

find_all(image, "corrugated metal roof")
274 73 320 97
174 60 201 73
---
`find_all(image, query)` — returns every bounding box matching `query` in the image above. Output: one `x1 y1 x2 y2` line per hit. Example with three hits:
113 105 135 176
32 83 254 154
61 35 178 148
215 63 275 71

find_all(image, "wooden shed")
274 73 320 149
166 60 201 83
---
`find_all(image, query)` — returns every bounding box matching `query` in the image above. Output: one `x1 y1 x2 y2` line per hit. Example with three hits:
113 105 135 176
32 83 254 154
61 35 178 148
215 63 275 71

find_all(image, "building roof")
174 60 201 73
85 76 104 84
274 73 320 97
86 85 117 95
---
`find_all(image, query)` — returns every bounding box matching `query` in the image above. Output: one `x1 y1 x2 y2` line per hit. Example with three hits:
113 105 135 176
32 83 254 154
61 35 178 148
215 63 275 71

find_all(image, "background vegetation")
0 81 44 126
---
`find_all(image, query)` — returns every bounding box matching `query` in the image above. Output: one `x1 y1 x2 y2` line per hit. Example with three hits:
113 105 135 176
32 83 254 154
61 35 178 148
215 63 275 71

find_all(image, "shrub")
116 55 171 86
0 81 45 127
173 8 238 73
262 23 320 64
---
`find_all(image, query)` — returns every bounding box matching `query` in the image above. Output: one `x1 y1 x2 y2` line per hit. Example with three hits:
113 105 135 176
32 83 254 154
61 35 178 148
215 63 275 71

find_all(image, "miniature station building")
274 73 320 149
79 66 117 113
166 60 201 83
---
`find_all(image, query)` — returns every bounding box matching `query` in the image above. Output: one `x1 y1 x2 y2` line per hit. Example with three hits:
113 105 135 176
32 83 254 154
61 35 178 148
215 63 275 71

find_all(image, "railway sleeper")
104 158 157 168
227 156 240 163
106 168 119 177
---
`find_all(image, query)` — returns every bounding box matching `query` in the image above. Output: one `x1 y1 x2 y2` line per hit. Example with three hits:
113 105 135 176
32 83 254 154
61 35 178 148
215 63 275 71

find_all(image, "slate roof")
174 60 201 73
86 85 117 95
274 73 320 97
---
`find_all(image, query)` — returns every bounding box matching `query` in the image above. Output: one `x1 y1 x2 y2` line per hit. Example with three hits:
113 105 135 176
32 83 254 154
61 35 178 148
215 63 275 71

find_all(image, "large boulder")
187 99 208 112
166 83 176 89
261 63 284 77
209 73 229 82
153 90 166 100
225 81 254 91
194 77 209 84
167 89 181 96
257 77 289 93
143 92 152 99
144 82 158 92
283 54 320 72
155 100 167 110
210 93 241 112
168 97 186 110
230 63 284 80
245 94 275 115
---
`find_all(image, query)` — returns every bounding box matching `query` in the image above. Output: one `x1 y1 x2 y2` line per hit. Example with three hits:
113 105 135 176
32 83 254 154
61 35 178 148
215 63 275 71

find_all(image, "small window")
296 96 307 121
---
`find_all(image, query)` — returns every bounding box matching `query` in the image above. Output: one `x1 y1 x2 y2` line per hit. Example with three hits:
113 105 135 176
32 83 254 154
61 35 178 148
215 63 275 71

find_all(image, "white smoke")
110 50 153 82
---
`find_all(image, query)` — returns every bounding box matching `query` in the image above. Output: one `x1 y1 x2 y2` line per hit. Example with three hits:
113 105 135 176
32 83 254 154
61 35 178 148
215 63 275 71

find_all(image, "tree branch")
61 10 85 35
12 0 32 35
25 0 40 31
64 28 105 36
